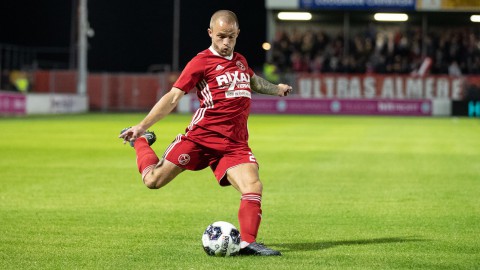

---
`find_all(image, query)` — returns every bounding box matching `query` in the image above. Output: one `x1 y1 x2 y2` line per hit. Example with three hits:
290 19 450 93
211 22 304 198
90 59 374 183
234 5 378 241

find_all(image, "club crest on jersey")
178 154 190 165
236 61 246 71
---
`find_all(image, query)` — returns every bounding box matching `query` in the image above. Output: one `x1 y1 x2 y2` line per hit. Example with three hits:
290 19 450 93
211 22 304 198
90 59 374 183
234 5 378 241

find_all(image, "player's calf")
143 159 185 189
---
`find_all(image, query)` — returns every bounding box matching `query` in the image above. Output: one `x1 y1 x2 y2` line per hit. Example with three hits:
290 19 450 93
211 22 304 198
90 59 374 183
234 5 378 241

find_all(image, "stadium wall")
7 70 477 117
32 70 169 112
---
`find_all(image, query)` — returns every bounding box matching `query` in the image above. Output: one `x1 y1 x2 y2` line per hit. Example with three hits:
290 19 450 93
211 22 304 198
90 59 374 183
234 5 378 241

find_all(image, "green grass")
1 113 479 269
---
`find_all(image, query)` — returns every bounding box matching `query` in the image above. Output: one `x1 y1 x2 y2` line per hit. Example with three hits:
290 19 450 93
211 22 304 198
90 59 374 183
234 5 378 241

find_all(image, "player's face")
208 19 239 57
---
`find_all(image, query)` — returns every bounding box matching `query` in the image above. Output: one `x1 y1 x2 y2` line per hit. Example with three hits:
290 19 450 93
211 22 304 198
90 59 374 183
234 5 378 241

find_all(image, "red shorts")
162 127 258 186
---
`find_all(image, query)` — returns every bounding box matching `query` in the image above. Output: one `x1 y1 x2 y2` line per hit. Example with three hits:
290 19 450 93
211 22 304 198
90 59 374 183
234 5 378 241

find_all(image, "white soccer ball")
202 221 241 256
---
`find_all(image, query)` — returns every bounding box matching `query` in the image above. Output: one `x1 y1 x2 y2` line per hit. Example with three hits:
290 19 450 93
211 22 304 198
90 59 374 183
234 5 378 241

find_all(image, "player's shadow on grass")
273 237 427 252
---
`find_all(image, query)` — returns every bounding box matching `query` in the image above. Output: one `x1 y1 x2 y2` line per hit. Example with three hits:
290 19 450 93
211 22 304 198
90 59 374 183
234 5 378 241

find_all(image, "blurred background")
1 0 479 116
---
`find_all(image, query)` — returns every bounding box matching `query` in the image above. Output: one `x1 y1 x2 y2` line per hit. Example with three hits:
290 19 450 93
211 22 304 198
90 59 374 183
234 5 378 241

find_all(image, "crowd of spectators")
270 25 480 75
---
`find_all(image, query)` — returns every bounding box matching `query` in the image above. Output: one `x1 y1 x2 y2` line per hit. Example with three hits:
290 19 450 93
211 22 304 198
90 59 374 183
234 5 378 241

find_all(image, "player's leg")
131 135 184 189
143 133 210 189
226 163 263 194
126 131 185 189
226 163 263 245
226 163 281 256
143 159 185 189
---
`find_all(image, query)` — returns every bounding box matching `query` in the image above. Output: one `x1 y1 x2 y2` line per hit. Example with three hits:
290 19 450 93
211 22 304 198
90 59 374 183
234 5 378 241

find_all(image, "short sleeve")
173 56 205 93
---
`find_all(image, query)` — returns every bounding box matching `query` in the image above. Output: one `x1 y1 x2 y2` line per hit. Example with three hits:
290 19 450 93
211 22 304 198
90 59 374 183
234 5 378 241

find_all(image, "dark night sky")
0 0 267 72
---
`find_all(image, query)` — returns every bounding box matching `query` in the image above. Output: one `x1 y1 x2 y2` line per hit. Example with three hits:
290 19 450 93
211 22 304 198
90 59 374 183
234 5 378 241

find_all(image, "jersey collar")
209 46 233 60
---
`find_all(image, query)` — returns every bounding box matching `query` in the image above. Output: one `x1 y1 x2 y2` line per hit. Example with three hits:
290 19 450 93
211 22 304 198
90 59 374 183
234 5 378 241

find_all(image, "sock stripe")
141 164 156 179
241 193 262 203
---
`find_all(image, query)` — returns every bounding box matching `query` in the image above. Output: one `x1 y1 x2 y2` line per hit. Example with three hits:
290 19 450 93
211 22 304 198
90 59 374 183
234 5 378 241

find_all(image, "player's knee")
143 175 163 189
243 179 262 194
253 180 263 194
144 165 181 189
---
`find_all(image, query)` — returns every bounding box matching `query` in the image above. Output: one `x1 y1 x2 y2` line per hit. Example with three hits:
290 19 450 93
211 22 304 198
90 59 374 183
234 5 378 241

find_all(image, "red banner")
296 74 470 100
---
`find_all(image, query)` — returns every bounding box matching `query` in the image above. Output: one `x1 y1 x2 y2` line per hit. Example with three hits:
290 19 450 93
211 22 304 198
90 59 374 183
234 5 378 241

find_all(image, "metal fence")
0 43 71 91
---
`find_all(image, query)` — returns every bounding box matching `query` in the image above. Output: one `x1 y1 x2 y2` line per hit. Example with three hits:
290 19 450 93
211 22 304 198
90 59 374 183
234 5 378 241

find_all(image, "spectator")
448 60 462 76
270 25 480 75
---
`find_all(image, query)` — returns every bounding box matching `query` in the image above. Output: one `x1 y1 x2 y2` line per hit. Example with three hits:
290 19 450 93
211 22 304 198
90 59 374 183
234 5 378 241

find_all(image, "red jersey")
173 47 255 143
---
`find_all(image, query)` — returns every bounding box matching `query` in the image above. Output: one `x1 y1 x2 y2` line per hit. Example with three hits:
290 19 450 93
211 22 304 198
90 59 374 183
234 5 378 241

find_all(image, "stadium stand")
270 25 480 75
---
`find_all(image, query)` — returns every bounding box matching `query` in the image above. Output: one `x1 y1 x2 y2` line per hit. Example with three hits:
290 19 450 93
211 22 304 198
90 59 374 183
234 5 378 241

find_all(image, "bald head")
209 10 239 30
208 10 240 57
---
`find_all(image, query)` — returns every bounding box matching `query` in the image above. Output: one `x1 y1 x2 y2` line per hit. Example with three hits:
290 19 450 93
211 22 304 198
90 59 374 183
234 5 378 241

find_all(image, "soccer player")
119 10 292 256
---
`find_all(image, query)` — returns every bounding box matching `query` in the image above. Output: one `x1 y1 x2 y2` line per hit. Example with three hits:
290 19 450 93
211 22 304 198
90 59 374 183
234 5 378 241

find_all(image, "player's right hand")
119 127 133 145
119 126 145 145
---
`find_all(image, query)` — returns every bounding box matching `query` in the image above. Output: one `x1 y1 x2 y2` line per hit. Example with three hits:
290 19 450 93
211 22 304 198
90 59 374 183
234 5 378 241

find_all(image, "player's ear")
208 28 213 38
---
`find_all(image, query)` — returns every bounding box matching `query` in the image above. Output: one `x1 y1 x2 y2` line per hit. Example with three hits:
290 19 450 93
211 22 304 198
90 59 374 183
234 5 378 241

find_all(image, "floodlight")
262 42 272 51
374 13 408 22
471 15 480 23
277 12 312 21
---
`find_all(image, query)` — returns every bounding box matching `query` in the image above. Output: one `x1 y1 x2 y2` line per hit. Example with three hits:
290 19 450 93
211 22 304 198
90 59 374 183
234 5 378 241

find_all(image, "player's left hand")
278 84 293 97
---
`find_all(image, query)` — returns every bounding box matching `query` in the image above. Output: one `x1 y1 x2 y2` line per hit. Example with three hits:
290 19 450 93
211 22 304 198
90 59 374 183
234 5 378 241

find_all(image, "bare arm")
250 74 292 97
137 87 184 129
119 87 184 144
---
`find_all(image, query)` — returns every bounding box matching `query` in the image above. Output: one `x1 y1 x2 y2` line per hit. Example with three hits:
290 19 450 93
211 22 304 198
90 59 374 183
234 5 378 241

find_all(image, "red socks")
238 193 262 246
134 137 159 179
135 139 262 245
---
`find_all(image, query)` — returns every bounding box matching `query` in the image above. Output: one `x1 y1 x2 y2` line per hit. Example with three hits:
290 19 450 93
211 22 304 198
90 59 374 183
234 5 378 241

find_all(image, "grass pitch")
1 113 479 269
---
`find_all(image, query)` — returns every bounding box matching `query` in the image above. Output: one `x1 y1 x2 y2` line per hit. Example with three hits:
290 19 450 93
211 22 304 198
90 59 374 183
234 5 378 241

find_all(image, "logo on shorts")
178 154 190 165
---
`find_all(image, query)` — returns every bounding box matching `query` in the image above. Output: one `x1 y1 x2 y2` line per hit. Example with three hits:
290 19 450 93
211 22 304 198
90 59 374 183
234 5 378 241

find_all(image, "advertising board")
250 98 432 116
0 91 26 115
299 0 416 10
417 0 480 11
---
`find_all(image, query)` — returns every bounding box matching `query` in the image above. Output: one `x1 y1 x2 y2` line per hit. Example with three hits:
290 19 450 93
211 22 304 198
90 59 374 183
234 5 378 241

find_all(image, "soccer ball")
202 221 241 256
